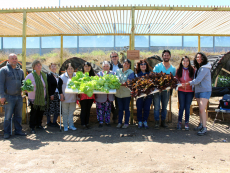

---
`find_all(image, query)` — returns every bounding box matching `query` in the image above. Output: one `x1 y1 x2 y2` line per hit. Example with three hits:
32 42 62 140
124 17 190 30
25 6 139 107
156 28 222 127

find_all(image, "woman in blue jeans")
184 52 212 136
176 56 195 130
115 59 135 129
135 60 153 129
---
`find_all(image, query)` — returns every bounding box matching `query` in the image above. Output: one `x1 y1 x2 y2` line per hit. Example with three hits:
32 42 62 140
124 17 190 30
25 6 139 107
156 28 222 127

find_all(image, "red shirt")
176 68 195 92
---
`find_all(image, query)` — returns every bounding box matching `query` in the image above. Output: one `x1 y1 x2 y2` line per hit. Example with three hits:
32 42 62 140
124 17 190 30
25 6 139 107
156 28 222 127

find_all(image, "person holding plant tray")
95 61 115 127
184 52 212 136
25 60 49 134
60 63 77 132
115 59 135 129
79 62 96 129
135 60 153 129
176 56 195 131
45 63 64 128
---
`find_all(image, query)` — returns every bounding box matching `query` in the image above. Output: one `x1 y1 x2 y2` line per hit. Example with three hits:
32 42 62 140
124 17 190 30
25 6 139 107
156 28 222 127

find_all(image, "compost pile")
68 71 121 97
126 72 179 97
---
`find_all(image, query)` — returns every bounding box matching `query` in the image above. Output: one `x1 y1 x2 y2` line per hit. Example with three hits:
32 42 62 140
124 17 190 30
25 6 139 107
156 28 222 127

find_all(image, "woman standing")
25 60 49 134
46 63 64 127
184 52 212 136
79 62 95 129
135 60 153 129
176 56 195 130
60 63 77 132
95 61 115 127
115 59 135 128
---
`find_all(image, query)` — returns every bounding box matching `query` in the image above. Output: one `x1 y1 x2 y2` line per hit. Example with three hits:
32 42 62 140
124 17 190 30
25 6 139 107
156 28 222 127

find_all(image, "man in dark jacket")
0 53 27 139
109 51 123 123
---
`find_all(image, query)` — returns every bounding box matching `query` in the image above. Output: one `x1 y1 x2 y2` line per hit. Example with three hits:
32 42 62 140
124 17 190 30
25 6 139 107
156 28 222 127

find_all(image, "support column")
198 35 201 52
130 7 135 125
39 37 42 56
213 36 215 52
182 36 184 49
1 37 3 50
114 23 116 50
22 11 27 124
148 24 151 51
60 35 63 65
77 36 79 53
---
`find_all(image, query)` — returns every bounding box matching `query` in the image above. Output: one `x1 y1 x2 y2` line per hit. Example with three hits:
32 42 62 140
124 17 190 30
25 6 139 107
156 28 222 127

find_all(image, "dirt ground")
0 96 229 173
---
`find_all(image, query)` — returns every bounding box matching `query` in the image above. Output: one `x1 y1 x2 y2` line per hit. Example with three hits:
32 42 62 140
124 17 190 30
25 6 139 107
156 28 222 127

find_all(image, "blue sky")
2 0 229 8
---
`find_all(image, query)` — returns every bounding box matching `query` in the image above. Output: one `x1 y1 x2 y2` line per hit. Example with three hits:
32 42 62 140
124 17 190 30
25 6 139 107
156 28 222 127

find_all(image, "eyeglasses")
111 56 118 58
140 63 146 65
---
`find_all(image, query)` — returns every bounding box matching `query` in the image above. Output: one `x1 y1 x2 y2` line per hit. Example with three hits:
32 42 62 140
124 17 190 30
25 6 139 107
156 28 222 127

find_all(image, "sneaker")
69 126 77 130
4 133 10 139
122 124 129 129
185 123 189 131
143 121 149 129
197 127 207 136
116 123 122 128
194 123 203 131
138 122 143 129
177 122 182 130
31 128 36 134
154 121 160 129
64 126 68 131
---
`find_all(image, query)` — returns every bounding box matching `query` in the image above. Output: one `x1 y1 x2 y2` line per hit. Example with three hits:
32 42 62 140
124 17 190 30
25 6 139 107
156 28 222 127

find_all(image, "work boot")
161 120 168 128
154 121 160 129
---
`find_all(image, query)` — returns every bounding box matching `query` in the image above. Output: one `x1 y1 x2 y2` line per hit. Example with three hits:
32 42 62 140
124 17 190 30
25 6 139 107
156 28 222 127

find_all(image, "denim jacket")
0 63 24 98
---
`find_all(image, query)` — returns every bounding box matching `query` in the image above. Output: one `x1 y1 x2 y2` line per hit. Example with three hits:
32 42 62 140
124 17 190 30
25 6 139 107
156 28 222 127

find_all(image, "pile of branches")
126 72 179 97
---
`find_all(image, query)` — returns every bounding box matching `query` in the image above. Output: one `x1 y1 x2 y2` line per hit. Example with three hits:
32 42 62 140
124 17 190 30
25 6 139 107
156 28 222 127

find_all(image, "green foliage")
21 79 34 92
68 71 121 97
213 75 230 87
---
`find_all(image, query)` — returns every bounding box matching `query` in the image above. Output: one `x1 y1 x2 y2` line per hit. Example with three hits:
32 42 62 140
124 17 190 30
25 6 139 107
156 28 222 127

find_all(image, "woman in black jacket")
46 63 64 127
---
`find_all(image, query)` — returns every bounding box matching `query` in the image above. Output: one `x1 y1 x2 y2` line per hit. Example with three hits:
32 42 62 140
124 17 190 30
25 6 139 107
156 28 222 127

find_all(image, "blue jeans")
136 96 153 122
153 90 170 121
117 97 131 124
4 95 23 134
178 91 194 123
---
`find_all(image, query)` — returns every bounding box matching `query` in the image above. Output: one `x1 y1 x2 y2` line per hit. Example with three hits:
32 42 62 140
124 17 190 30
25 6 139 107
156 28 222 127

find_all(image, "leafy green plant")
21 79 34 92
214 75 230 87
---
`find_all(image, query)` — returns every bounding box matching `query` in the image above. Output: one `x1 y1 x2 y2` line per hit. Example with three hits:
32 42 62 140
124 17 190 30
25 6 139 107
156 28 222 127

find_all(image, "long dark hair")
136 59 151 74
176 56 194 78
82 62 95 76
194 52 208 69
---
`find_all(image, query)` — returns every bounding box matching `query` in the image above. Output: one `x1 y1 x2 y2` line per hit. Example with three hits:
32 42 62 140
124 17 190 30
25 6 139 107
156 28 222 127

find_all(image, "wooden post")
22 11 27 124
129 7 135 125
198 35 201 52
60 35 63 65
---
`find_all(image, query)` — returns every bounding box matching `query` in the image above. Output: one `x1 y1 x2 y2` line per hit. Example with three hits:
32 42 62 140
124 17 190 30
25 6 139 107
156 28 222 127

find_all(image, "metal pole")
22 11 27 124
182 36 184 49
1 37 3 51
77 36 79 53
198 35 201 52
130 7 135 125
148 23 151 51
39 37 42 55
114 23 116 50
213 36 215 52
60 35 63 65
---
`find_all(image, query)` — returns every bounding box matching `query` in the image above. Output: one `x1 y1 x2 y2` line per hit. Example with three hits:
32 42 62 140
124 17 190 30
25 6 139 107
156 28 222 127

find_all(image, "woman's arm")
189 68 209 86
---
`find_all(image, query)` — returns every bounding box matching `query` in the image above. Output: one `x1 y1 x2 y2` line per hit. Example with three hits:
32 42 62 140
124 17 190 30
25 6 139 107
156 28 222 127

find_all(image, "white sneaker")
64 127 68 131
122 124 129 129
116 123 122 128
69 126 77 130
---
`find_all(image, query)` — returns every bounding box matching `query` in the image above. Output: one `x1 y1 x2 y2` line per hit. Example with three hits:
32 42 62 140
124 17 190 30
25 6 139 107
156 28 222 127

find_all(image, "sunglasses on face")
140 63 146 66
111 56 118 58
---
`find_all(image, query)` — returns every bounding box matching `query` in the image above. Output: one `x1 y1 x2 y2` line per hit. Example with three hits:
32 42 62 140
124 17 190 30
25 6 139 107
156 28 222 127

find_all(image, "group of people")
0 49 212 139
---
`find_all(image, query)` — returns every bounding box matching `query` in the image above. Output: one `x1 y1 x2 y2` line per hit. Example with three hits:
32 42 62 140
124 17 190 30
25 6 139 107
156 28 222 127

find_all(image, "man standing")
109 51 123 123
153 50 176 129
0 53 27 139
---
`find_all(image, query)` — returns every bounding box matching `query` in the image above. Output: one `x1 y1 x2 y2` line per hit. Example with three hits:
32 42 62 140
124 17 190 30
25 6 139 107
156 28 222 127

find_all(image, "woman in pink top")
176 56 195 130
